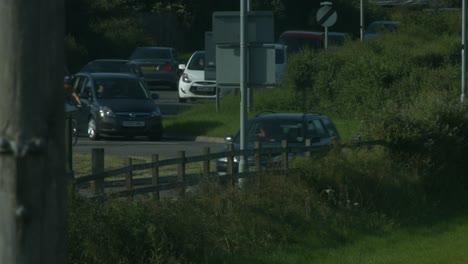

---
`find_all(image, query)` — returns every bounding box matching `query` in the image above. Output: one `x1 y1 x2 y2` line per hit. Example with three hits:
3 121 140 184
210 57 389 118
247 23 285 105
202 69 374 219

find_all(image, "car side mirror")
151 93 159 100
178 64 186 70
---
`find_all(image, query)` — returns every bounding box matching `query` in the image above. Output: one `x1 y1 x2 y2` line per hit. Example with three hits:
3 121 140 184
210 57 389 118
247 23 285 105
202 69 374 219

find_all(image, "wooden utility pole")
0 0 66 263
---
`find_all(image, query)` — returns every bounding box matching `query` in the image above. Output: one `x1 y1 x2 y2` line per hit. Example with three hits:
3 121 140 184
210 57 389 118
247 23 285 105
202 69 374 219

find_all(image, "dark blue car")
72 72 163 141
216 112 340 175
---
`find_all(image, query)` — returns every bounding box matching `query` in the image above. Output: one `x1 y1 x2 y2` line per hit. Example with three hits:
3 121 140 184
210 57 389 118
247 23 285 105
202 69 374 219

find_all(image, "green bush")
365 90 468 207
68 170 398 263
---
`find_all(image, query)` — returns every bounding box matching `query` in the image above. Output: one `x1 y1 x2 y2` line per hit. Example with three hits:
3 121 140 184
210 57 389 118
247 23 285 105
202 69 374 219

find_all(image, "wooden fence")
73 139 385 200
73 139 333 199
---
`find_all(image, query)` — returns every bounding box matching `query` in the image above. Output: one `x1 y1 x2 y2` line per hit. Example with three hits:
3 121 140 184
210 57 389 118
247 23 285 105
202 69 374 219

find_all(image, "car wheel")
179 97 187 103
88 118 100 140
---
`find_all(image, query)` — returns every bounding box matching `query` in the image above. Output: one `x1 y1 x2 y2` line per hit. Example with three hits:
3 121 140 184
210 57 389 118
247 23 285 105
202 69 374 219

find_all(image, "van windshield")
278 37 321 54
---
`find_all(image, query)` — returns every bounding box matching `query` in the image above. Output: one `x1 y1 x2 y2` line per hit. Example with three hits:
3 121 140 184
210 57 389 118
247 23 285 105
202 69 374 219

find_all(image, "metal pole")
216 87 220 112
360 0 364 41
247 0 253 113
462 0 467 103
325 27 328 49
239 0 248 174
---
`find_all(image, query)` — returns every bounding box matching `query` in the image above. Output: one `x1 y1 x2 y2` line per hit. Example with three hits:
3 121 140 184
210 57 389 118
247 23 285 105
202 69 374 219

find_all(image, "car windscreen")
328 35 347 48
187 52 205 71
130 48 172 60
81 63 130 73
234 119 305 144
94 78 150 99
278 37 321 54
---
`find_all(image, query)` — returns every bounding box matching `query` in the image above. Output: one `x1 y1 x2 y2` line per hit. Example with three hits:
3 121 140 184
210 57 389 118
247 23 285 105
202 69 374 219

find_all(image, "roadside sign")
316 5 337 27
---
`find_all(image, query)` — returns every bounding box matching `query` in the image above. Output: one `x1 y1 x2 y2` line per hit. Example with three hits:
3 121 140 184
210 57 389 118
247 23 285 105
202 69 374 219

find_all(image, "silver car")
129 47 180 90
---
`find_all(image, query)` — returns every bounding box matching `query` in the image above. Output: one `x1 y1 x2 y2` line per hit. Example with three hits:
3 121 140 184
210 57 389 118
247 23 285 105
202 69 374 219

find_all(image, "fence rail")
73 139 384 200
368 0 429 5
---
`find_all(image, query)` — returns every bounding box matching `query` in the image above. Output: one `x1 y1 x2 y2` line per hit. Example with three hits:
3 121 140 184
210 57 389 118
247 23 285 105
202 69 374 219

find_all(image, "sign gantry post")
240 0 248 174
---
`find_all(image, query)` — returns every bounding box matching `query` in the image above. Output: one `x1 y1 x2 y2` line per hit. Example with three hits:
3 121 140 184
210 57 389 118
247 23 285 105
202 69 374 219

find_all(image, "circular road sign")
316 6 337 28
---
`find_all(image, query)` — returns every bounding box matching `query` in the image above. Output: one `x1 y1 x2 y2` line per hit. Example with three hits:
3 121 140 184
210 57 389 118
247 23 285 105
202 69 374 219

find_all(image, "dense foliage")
65 0 459 71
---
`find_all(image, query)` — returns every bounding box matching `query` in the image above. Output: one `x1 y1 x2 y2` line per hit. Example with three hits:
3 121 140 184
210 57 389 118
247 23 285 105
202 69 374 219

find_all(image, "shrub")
365 90 468 207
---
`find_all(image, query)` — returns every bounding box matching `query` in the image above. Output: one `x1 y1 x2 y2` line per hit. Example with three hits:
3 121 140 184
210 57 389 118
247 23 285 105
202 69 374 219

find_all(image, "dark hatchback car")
72 73 163 141
216 112 340 175
129 47 180 90
79 59 144 78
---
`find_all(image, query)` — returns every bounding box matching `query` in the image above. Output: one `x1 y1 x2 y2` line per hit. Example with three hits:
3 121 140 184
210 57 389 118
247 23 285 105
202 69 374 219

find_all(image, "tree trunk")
0 0 66 263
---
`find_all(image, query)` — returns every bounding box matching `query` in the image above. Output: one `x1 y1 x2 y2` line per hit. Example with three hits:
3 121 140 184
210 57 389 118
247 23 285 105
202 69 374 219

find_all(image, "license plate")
196 86 215 92
122 121 145 127
142 66 158 70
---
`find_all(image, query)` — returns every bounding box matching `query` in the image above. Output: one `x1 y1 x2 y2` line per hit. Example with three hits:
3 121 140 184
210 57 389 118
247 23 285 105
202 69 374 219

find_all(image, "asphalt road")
73 137 225 159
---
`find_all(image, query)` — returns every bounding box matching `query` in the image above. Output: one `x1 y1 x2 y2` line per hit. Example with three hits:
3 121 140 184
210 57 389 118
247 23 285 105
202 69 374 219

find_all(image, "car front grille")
189 82 218 96
115 112 150 120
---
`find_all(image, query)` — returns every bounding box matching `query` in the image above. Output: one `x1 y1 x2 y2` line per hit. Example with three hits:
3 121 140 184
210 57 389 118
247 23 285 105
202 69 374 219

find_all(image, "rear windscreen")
130 48 171 60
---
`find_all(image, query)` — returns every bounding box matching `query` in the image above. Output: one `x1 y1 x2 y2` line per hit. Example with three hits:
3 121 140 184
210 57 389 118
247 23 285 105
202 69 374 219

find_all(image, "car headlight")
182 73 191 83
150 107 161 117
217 156 239 163
99 106 115 117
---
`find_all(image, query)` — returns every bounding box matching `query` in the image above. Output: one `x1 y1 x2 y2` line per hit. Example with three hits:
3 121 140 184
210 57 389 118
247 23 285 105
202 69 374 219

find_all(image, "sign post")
316 2 337 49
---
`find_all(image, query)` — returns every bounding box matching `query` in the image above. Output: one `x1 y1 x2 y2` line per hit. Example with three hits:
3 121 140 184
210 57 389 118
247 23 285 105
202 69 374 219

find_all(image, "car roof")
90 59 130 63
76 72 139 79
250 112 326 122
135 47 174 50
279 31 323 39
369 20 400 25
328 32 350 37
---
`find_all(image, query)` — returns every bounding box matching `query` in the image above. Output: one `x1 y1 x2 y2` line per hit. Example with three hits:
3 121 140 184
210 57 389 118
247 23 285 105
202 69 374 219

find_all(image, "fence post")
177 151 186 197
91 148 105 195
226 144 234 185
203 147 211 179
305 138 311 158
255 141 261 187
255 141 261 172
125 158 133 201
281 140 288 170
152 154 160 201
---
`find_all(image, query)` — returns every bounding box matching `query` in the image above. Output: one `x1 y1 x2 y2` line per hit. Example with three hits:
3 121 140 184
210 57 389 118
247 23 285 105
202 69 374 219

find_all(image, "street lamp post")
462 0 467 103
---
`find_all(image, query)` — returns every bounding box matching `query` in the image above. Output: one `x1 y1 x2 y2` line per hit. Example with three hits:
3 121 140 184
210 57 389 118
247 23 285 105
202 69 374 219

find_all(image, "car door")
306 118 331 145
75 76 93 135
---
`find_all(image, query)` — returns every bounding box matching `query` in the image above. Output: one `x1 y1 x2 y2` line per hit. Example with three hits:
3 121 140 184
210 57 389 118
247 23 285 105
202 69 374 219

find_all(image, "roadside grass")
251 215 468 264
163 92 241 138
162 90 361 141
